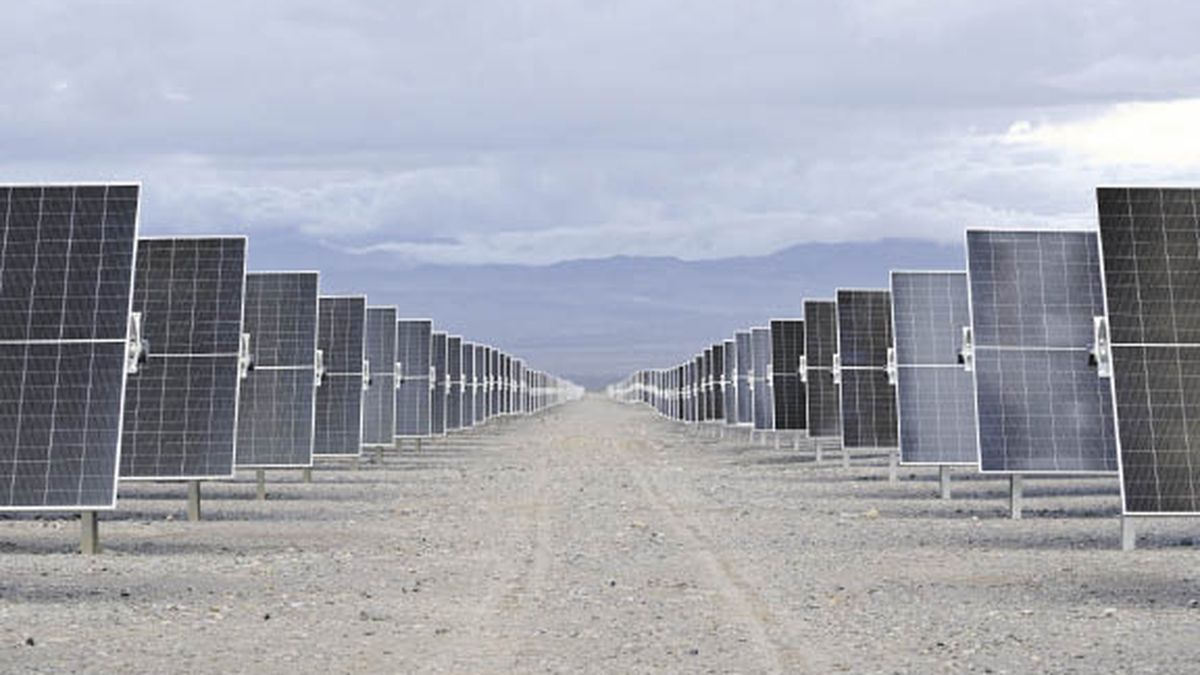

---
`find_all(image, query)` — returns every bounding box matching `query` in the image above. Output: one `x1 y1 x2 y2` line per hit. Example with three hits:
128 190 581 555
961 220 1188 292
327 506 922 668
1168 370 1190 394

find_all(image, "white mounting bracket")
125 312 146 375
237 332 253 380
885 347 897 386
832 353 842 385
798 355 808 383
1092 316 1112 378
959 326 975 373
362 358 372 390
314 349 326 387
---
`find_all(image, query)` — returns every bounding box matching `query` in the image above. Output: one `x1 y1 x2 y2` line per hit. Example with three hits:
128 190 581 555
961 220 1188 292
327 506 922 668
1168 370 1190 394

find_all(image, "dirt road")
1 396 1198 673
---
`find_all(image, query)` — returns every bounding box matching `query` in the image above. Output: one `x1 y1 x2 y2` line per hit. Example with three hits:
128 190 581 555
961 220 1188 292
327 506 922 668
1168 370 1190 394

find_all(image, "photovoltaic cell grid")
804 300 842 437
723 339 737 426
461 341 476 428
771 319 807 431
488 349 500 418
313 296 366 457
891 272 977 465
236 272 319 468
1098 187 1200 514
967 230 1116 473
498 350 506 417
122 237 246 480
362 307 397 446
711 343 725 421
734 332 753 425
395 320 432 438
430 333 448 434
836 290 897 448
474 345 487 424
447 336 463 431
516 360 526 415
750 328 774 430
0 185 139 510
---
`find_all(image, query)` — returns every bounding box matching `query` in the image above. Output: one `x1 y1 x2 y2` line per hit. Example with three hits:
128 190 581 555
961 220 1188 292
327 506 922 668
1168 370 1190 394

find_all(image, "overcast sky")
4 1 1199 267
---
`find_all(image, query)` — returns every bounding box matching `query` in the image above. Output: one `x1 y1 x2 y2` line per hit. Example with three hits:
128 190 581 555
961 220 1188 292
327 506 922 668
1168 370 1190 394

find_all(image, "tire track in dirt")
618 434 817 673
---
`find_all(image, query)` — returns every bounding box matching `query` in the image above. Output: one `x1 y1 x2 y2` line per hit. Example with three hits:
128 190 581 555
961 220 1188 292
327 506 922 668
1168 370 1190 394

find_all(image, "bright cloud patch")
1005 99 1200 168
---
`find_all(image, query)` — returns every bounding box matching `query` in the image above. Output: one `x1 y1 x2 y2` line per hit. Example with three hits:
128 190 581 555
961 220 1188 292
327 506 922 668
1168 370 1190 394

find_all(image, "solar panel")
803 300 842 437
681 362 691 420
236 272 319 468
313 296 366 457
446 336 463 431
430 332 448 434
0 185 139 510
966 230 1117 473
395 319 432 438
722 339 737 426
734 332 753 425
750 328 774 430
474 345 488 423
506 355 516 415
891 271 977 465
497 352 508 416
711 343 726 421
461 340 476 428
836 290 898 448
121 236 246 481
771 319 807 431
488 348 500 418
1098 188 1200 514
362 306 397 446
514 359 526 415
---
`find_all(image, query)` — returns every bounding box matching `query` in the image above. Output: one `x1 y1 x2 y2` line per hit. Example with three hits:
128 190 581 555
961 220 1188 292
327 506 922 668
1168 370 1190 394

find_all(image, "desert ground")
1 395 1198 674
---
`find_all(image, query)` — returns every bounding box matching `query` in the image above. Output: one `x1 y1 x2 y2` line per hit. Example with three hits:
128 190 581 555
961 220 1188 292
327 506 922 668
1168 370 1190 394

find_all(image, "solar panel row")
0 183 582 524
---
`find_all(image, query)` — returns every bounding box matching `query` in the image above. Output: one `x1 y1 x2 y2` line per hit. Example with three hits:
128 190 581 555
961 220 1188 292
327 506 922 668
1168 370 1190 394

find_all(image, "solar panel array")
836 290 898 448
0 184 139 510
362 306 397 446
122 236 246 480
891 272 977 465
607 182 1200 547
966 230 1116 473
0 183 581 531
313 296 366 457
236 272 319 468
771 319 806 431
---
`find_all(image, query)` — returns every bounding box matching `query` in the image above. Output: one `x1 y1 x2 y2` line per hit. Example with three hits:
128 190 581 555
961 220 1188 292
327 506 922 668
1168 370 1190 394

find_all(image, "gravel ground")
1 395 1199 674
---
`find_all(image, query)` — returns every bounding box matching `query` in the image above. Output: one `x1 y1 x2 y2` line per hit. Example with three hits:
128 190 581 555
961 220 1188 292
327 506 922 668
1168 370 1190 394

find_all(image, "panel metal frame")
965 228 1117 476
235 270 321 469
313 294 367 458
121 234 248 481
0 183 142 511
890 270 978 467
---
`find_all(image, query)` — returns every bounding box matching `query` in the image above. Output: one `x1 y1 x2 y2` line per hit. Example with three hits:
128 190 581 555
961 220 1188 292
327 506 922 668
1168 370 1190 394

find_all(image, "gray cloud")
2 1 1199 265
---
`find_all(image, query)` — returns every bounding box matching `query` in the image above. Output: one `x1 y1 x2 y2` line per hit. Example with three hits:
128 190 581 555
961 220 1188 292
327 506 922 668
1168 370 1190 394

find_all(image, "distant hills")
245 235 965 390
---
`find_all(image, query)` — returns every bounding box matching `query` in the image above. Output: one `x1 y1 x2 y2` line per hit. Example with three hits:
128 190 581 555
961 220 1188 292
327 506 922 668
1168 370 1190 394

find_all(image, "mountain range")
243 235 966 390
